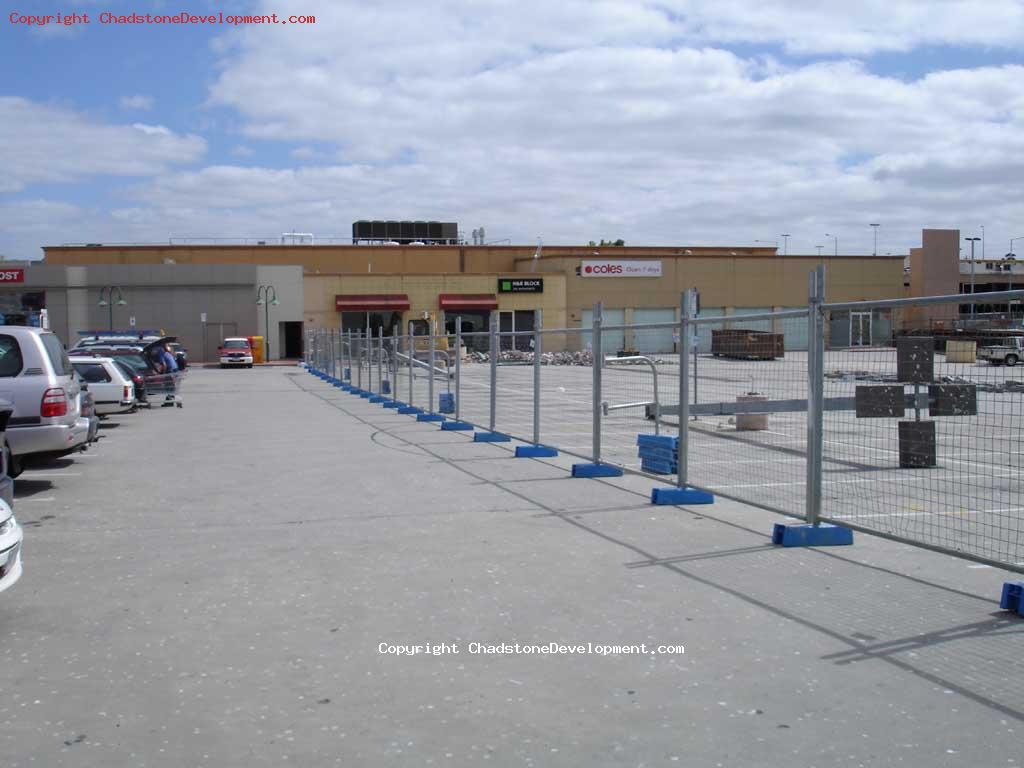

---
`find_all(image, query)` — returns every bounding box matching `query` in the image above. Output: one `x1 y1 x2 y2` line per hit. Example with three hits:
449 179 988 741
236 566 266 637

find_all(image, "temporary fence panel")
817 291 1024 571
581 308 625 354
632 309 676 353
694 308 723 353
780 308 809 351
304 281 1024 574
685 309 811 519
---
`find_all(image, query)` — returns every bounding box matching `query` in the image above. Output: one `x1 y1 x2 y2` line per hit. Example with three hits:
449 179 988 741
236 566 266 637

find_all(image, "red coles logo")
583 264 622 274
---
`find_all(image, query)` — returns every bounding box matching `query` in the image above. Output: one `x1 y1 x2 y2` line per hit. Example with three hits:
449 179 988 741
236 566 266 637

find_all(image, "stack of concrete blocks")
637 434 678 475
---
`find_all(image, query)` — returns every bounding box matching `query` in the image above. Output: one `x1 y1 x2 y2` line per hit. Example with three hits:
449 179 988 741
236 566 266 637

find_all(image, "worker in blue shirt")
160 344 178 372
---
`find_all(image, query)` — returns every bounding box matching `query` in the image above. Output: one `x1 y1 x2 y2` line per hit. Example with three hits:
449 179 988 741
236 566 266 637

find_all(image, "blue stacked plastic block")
438 392 455 414
637 434 678 475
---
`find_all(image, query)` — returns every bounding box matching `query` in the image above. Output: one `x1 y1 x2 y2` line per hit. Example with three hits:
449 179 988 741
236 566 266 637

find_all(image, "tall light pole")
780 233 790 256
815 245 824 257
965 236 980 320
97 286 127 331
256 284 279 362
1009 235 1023 258
825 233 838 256
870 223 880 256
981 225 985 260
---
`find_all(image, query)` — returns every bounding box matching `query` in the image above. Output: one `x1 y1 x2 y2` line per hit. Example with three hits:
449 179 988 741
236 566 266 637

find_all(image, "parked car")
70 356 136 415
77 385 100 444
0 327 89 478
70 336 183 408
0 497 22 594
112 358 149 407
0 398 14 508
219 338 254 368
978 336 1022 366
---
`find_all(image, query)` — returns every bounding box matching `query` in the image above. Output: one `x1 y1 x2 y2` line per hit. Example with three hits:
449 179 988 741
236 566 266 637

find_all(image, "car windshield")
223 340 249 349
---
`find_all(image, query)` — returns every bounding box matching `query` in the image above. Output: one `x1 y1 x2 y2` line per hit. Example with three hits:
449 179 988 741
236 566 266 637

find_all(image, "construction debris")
465 349 595 366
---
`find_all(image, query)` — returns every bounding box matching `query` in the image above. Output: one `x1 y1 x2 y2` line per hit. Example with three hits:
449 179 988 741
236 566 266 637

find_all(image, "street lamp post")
965 236 980 320
825 234 838 256
780 234 790 256
815 245 824 257
870 223 880 256
256 284 280 363
97 286 127 331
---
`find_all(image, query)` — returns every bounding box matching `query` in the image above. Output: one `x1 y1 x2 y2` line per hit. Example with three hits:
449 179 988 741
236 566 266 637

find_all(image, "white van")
0 328 89 477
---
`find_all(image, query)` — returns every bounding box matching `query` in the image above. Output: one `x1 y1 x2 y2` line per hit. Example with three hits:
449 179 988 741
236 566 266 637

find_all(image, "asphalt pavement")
1 366 1021 767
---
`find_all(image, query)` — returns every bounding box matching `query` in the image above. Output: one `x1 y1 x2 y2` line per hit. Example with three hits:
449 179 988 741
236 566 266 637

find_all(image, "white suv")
0 328 89 477
0 498 22 594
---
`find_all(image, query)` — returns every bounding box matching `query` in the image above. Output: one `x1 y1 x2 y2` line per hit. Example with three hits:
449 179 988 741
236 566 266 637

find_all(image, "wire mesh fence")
818 294 1024 568
685 311 810 519
304 282 1024 573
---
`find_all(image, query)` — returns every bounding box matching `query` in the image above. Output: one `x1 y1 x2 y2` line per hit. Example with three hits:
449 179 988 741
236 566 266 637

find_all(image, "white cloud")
6 1 1024 259
120 94 154 110
0 98 206 193
194 1 1024 252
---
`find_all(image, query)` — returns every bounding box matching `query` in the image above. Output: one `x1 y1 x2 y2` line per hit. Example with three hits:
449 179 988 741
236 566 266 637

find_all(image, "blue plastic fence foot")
1000 582 1024 616
651 487 715 505
382 401 403 409
368 396 388 403
398 406 423 415
358 392 374 399
417 413 445 422
441 421 474 431
515 445 559 458
571 463 624 478
474 432 511 442
771 523 854 548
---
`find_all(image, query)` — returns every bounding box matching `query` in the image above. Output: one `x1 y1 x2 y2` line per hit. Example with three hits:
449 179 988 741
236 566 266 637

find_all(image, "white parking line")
14 496 56 503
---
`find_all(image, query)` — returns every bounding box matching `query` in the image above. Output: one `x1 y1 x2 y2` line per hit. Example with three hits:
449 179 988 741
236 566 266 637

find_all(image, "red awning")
335 294 410 312
438 293 499 311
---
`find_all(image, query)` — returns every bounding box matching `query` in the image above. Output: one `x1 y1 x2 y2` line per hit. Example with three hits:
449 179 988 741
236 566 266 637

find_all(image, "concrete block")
651 487 714 505
515 445 559 458
1000 582 1024 615
571 463 624 478
771 523 853 548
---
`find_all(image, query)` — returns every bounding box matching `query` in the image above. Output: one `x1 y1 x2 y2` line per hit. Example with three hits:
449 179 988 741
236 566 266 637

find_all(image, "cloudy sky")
2 0 1023 259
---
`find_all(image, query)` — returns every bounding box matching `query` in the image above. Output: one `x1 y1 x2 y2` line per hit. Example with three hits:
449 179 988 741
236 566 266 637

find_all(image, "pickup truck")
977 337 1022 366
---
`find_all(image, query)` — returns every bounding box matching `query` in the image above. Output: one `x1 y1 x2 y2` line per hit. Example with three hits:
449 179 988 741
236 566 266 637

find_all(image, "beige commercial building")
41 241 908 355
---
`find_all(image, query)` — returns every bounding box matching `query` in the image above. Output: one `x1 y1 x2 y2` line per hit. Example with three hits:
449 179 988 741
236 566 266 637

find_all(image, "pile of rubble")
824 370 1024 394
465 349 595 366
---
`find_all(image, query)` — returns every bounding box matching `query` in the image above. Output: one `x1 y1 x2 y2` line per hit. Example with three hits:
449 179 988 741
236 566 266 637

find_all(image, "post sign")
498 277 543 293
200 312 207 323
0 268 25 283
580 260 662 277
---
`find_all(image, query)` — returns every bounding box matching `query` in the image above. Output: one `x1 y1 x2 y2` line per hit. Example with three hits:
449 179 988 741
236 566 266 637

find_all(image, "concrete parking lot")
1 366 1021 767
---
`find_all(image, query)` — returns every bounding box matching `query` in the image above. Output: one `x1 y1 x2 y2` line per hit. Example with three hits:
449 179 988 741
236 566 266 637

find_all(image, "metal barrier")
304 280 1024 573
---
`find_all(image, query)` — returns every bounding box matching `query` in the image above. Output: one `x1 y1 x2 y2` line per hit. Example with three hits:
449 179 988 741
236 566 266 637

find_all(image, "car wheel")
6 448 23 479
1007 354 1019 367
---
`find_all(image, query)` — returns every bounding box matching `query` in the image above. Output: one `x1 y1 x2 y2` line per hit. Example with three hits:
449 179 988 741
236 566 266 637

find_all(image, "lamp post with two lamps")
825 234 838 256
256 285 279 363
97 286 127 331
